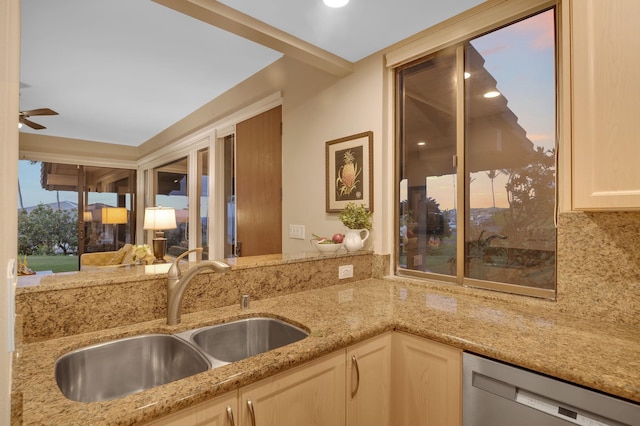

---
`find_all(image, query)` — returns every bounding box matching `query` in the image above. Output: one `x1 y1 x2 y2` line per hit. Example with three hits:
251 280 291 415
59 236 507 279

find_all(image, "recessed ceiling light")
323 0 349 8
464 72 471 79
483 91 501 98
417 141 426 146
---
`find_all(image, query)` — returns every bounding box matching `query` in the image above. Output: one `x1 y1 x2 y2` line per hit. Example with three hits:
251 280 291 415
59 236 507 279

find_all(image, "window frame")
140 139 210 261
393 2 559 299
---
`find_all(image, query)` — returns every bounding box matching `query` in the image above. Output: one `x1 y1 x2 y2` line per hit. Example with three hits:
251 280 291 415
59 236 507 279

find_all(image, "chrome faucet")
167 248 231 325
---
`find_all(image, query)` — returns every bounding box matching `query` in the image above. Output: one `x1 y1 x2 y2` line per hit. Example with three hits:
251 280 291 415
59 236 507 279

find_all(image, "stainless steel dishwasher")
463 353 640 426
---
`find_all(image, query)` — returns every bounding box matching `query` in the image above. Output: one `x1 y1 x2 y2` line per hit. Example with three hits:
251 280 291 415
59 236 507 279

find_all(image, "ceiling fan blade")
20 117 46 130
21 108 58 117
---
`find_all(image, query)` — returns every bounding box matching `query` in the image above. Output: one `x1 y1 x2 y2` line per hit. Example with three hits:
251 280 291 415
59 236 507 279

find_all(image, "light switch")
289 224 305 239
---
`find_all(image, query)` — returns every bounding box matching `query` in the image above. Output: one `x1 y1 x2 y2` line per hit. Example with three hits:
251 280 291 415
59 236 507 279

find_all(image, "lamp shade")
143 207 177 230
102 207 128 225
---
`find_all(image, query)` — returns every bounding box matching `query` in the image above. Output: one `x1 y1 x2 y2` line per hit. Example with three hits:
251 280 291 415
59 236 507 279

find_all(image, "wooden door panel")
391 332 462 426
146 392 237 426
239 351 346 426
347 333 392 426
236 106 282 256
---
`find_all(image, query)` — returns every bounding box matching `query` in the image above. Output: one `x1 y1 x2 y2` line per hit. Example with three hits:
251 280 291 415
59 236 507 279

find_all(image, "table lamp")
143 206 177 263
102 207 128 251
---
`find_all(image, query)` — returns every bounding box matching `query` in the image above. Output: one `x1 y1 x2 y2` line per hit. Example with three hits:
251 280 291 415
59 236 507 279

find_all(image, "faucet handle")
168 248 204 279
176 248 203 262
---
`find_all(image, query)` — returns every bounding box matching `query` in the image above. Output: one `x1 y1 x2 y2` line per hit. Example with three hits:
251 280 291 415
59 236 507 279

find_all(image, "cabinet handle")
226 405 235 426
247 399 256 426
351 355 360 398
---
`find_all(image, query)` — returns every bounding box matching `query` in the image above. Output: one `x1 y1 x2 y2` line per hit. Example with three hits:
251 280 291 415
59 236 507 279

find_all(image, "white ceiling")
19 0 484 147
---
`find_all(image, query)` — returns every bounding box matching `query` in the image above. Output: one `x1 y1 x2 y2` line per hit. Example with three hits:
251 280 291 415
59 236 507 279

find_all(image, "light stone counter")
15 251 378 343
12 277 640 425
16 251 349 290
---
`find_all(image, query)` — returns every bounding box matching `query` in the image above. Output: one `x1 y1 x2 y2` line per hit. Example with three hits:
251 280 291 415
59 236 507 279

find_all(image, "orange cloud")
527 133 554 142
515 10 555 50
480 44 508 56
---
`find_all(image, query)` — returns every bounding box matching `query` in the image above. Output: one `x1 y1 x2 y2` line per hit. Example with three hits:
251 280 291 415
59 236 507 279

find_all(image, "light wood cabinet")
347 332 392 426
571 0 640 210
391 332 462 426
146 392 238 426
146 332 462 426
239 351 346 426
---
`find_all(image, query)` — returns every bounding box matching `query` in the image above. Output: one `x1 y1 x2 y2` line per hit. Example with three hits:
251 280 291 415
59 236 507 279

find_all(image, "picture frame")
325 131 373 212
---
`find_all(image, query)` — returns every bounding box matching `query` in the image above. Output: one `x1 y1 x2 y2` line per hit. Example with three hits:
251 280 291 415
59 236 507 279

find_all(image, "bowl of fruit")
311 233 345 253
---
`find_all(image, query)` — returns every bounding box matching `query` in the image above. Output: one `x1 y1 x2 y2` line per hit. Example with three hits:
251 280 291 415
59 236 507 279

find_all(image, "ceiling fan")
19 108 58 130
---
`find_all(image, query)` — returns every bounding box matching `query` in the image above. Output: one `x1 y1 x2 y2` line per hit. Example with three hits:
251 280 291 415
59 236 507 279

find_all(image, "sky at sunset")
425 9 555 211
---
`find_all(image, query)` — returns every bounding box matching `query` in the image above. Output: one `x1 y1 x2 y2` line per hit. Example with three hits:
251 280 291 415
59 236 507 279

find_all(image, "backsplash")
557 211 640 325
15 210 640 345
16 252 377 343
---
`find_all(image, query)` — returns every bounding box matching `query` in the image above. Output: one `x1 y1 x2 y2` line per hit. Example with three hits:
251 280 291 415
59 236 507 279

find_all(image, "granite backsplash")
556 211 640 326
16 252 380 343
15 210 640 345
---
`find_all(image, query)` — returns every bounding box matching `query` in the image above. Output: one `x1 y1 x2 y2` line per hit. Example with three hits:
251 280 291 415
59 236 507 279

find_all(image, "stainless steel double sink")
54 317 308 402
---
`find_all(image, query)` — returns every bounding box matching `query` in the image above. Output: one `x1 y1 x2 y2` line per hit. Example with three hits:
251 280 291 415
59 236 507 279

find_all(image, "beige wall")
138 51 392 256
282 54 388 254
15 51 393 256
1 0 20 422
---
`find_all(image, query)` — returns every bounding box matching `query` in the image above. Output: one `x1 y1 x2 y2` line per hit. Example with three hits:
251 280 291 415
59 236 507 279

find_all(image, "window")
18 159 136 272
147 148 210 260
153 157 188 257
197 148 209 260
397 8 556 298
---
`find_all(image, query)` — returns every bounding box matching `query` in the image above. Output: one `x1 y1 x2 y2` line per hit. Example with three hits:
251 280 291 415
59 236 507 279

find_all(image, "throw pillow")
105 245 129 265
120 244 136 264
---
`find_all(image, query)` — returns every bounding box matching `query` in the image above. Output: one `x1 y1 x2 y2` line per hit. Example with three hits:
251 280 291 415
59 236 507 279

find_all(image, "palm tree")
18 180 25 212
486 170 500 209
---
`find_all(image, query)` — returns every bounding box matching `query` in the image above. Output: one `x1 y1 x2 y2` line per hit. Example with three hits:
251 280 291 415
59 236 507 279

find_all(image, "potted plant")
338 202 372 251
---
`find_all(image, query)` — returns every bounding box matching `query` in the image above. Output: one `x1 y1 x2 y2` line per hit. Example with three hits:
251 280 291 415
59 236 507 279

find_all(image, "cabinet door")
146 392 238 426
347 333 391 426
572 0 640 209
239 351 346 426
391 332 462 426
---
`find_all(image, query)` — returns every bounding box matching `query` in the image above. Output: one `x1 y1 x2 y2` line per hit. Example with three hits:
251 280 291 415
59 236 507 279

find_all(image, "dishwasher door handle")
472 372 517 400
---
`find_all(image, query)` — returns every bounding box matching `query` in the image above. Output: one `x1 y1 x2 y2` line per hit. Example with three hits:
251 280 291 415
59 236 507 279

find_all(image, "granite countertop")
16 251 343 291
12 278 640 425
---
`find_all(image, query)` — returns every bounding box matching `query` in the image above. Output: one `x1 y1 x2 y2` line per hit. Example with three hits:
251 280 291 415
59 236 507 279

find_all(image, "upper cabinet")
571 0 640 210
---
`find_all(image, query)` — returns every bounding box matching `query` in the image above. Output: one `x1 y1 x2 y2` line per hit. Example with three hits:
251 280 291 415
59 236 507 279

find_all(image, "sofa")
80 244 136 270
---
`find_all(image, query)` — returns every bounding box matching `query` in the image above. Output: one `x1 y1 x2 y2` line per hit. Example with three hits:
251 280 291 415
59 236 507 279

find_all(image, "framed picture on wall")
325 131 373 212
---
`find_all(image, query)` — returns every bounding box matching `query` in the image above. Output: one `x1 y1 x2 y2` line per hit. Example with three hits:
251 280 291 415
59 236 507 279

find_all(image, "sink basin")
188 317 308 363
55 334 210 402
55 318 308 402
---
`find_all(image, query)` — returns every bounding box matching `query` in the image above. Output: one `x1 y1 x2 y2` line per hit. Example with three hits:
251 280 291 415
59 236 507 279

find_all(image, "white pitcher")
343 229 370 252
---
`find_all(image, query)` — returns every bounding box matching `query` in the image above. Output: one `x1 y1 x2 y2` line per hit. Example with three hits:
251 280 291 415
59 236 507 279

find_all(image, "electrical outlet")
338 264 353 279
289 224 305 239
